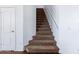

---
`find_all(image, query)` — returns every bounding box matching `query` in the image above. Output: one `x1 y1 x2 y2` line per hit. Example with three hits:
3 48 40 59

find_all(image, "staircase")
25 8 59 54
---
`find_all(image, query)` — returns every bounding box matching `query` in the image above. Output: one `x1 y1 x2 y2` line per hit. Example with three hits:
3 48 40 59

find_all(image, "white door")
0 8 16 51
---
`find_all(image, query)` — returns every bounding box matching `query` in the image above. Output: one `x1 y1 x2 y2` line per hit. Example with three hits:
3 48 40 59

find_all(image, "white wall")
44 5 79 54
23 5 36 46
36 5 44 8
58 5 79 54
44 5 59 40
15 6 23 51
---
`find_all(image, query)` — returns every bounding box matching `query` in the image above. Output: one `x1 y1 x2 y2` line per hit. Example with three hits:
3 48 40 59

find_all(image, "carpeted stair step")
36 35 53 38
37 21 48 23
29 39 56 45
26 45 59 54
37 26 50 28
37 31 52 35
37 22 48 24
36 28 50 31
33 36 54 40
37 21 47 22
36 32 51 35
37 27 50 30
37 18 46 19
37 25 49 27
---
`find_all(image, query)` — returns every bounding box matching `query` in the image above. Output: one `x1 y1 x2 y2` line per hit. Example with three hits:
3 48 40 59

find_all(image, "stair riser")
27 51 59 54
37 28 50 30
37 29 50 31
27 48 59 53
37 21 48 22
36 23 49 25
29 40 56 44
36 22 48 23
37 20 47 22
37 22 48 24
37 15 45 16
36 24 49 25
36 19 46 20
37 31 51 33
37 21 47 22
37 17 46 19
37 13 45 14
37 25 49 28
33 35 54 37
27 47 59 50
37 23 48 25
33 37 54 40
37 29 50 30
37 17 46 18
37 24 49 26
37 32 52 34
37 26 49 28
29 43 56 46
37 17 45 18
36 33 52 35
36 26 49 28
37 27 50 29
36 29 50 31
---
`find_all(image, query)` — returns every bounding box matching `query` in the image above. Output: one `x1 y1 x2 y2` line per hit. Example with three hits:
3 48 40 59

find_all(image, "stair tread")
37 28 50 29
27 45 58 48
37 26 49 28
29 39 56 46
27 45 59 50
37 33 52 35
36 35 53 37
37 24 49 26
36 33 51 35
37 31 51 32
29 39 56 43
33 36 54 40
